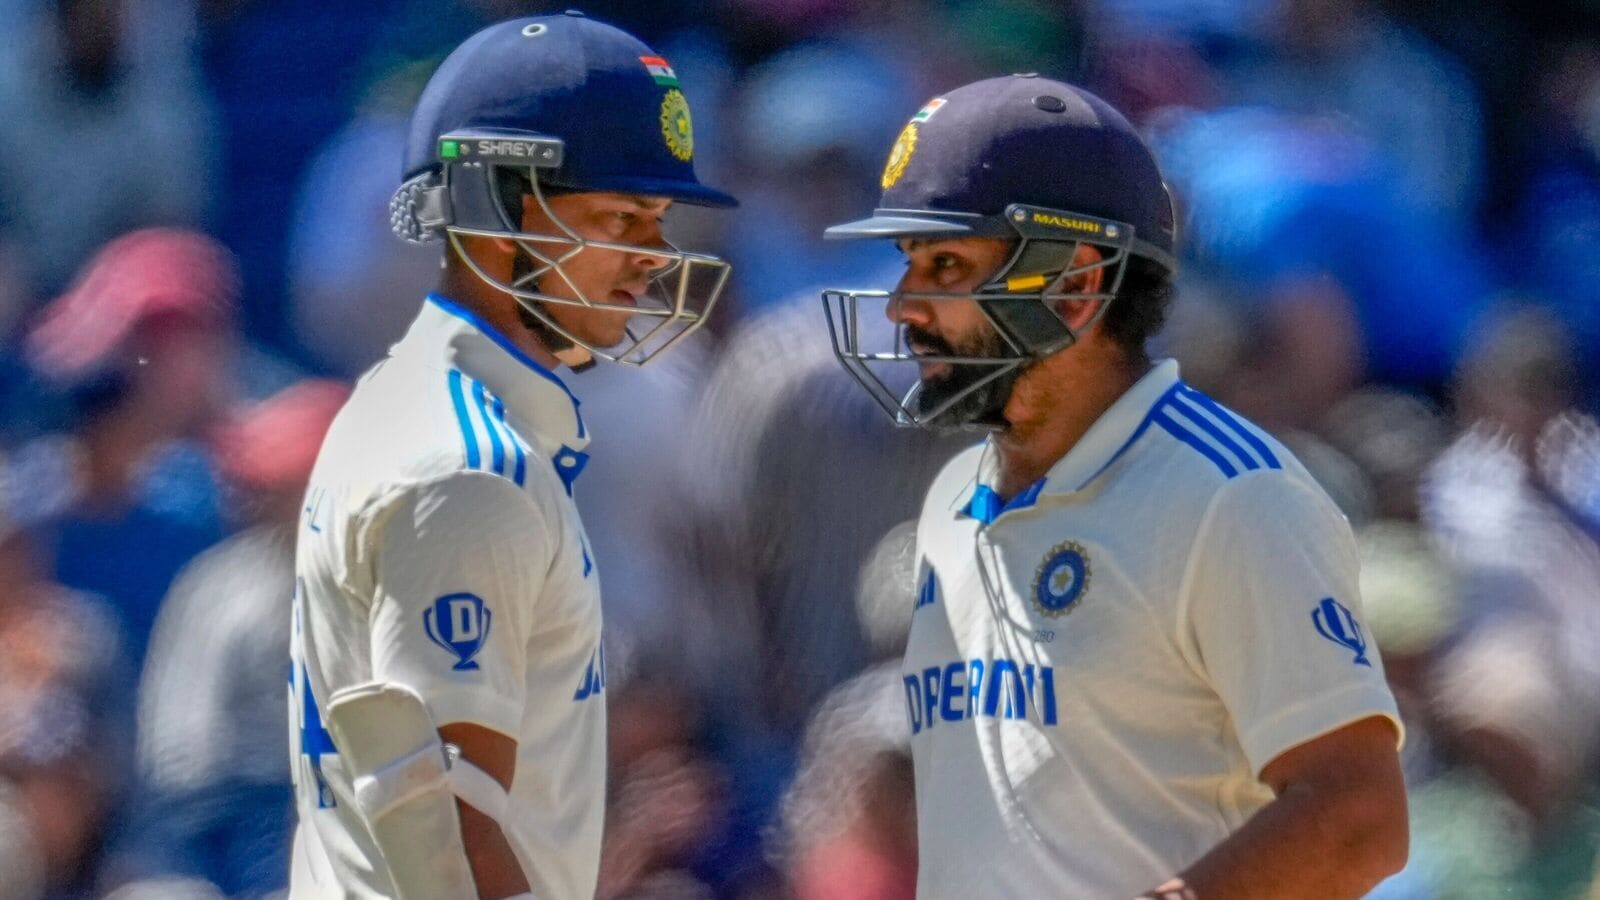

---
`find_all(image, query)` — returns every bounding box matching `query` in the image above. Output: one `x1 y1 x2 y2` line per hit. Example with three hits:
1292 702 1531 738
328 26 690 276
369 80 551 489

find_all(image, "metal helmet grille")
822 288 1027 430
435 164 731 368
820 223 1138 431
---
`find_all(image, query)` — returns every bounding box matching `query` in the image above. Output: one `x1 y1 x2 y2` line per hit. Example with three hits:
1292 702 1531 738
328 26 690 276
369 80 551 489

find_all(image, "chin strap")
514 301 595 371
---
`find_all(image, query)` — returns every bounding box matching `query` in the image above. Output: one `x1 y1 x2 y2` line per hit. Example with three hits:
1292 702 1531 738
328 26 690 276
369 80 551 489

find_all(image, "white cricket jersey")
905 359 1402 898
287 294 607 899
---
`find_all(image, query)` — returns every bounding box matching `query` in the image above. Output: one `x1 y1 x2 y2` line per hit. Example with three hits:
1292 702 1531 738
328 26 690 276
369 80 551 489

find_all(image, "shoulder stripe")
447 370 481 470
1151 410 1238 477
1165 393 1261 472
1178 386 1281 469
490 396 527 487
471 380 507 477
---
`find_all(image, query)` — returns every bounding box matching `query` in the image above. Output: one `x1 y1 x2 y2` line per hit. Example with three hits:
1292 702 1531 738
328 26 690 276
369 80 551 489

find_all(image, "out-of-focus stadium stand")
1 0 1599 896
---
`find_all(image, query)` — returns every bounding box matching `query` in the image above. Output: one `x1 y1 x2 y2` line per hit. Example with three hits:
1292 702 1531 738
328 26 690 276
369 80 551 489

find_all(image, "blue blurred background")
1 0 1599 897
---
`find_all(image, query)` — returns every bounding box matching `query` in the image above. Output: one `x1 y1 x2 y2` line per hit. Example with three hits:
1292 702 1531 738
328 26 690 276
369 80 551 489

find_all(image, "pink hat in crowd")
210 379 351 493
25 228 239 382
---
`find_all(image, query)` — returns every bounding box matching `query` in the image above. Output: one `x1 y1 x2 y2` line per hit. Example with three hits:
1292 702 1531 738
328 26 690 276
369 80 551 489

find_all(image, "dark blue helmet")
826 74 1172 264
822 75 1177 429
390 12 736 367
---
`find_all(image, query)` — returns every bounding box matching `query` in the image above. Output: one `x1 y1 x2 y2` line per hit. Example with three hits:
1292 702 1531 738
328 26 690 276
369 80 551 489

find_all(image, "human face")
888 236 1015 424
521 192 674 350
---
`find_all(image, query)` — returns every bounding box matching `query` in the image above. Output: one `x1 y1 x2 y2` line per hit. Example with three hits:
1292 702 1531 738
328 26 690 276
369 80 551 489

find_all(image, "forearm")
458 797 532 899
1149 783 1406 900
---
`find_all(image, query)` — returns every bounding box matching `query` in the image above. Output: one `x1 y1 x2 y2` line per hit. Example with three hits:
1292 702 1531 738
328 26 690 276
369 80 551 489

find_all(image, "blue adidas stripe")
1179 386 1280 469
1165 393 1260 472
447 370 480 469
491 396 527 487
1151 410 1238 477
472 380 506 477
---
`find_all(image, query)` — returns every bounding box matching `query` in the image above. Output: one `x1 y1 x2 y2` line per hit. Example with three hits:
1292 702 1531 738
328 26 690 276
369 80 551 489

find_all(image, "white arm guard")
324 682 523 900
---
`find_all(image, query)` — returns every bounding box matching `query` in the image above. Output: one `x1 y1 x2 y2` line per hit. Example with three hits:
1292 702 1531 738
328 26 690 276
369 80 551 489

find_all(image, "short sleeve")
1181 471 1402 778
362 471 553 738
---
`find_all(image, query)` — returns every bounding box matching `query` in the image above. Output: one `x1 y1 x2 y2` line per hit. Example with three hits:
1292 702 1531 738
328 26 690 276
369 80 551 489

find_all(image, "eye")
611 210 638 226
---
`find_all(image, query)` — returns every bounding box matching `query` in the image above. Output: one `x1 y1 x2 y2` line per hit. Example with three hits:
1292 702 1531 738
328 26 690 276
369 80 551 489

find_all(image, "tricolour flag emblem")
912 97 947 123
640 55 679 87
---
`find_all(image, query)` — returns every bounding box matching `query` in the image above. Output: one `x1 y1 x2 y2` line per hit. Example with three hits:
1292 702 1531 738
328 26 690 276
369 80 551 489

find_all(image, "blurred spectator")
2 228 238 672
775 520 919 900
0 517 134 900
598 667 727 900
675 297 964 735
286 63 446 375
1321 389 1452 523
932 0 1087 77
721 39 913 315
566 338 718 660
0 0 217 298
1231 0 1486 222
2 1 1600 894
1355 520 1459 748
1398 307 1600 897
1510 40 1600 391
779 667 915 900
104 379 348 898
1152 107 1492 419
197 0 405 346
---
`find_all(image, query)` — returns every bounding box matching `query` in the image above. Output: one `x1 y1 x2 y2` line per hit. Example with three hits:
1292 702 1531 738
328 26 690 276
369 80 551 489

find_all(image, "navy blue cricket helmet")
821 75 1177 429
390 12 736 367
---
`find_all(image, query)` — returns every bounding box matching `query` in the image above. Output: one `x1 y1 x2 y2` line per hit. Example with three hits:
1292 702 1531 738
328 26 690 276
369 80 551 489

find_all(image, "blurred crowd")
0 0 1598 897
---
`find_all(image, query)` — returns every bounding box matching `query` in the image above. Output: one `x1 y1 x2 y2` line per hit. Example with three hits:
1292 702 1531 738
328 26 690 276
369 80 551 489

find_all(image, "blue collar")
393 294 589 450
956 360 1185 523
961 477 1047 525
425 293 580 408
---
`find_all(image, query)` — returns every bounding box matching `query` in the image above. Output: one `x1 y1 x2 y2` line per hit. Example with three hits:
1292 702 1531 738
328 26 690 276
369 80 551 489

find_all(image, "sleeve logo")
1312 597 1370 667
424 592 492 671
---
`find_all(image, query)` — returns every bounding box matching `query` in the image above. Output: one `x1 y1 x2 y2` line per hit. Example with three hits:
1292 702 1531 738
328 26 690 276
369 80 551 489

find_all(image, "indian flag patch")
912 97 947 123
640 55 679 87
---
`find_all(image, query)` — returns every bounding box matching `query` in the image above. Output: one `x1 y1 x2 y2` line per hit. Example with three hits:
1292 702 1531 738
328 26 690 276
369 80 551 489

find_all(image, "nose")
631 242 672 274
886 275 934 328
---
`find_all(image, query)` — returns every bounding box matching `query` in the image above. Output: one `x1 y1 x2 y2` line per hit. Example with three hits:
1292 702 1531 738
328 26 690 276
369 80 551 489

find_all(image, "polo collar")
1042 358 1182 495
392 294 588 452
959 359 1182 522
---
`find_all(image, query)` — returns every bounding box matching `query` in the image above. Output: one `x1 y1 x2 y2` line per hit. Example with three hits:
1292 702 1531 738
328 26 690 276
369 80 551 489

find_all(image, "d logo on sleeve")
1312 597 1370 667
425 592 493 671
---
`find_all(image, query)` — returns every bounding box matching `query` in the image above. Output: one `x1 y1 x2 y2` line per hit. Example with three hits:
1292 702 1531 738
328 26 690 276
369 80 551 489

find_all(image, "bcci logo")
424 592 492 671
881 122 917 189
1312 597 1370 667
660 89 694 162
1032 541 1090 618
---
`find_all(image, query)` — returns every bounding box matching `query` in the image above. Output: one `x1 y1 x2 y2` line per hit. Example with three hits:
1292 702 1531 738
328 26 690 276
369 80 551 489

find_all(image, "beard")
905 323 1022 430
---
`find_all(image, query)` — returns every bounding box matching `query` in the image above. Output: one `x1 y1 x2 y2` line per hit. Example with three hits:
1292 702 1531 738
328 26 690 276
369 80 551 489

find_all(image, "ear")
1048 244 1108 331
450 232 516 277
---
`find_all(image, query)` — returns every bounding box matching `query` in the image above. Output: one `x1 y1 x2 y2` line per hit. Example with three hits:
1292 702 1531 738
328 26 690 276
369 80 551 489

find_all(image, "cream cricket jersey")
905 359 1401 898
288 294 607 899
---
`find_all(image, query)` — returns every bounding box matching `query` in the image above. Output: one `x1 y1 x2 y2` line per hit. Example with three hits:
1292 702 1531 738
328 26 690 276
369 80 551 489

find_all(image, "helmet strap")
510 251 597 372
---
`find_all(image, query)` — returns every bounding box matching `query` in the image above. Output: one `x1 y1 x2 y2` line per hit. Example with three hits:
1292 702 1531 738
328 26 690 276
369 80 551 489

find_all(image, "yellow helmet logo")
881 122 917 189
660 89 694 162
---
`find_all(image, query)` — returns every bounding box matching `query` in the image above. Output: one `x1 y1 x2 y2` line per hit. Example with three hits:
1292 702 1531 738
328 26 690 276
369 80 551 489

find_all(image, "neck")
439 256 563 371
991 342 1146 498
